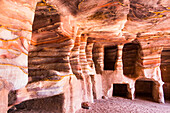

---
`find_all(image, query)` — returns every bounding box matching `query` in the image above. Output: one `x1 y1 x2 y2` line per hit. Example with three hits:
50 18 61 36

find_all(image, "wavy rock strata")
0 0 169 113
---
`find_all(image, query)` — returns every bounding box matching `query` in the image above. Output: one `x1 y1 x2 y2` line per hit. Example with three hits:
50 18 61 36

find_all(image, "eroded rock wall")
161 46 170 100
0 0 38 112
0 0 169 113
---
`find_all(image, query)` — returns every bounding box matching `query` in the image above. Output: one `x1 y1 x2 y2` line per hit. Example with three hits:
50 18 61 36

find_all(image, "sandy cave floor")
9 97 170 113
77 97 170 113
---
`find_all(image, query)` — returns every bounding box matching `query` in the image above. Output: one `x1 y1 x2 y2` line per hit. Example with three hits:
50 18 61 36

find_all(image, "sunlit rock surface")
0 0 169 113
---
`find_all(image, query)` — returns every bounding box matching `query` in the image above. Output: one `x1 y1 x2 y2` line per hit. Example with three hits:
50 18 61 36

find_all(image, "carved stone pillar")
80 35 94 103
86 42 96 73
86 41 103 99
127 83 135 100
153 81 165 103
115 45 124 72
115 45 135 100
93 43 104 74
70 36 83 79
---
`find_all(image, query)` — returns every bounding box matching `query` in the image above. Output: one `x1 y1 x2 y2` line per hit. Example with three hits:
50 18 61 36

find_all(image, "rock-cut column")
92 43 104 74
86 42 96 72
70 36 83 79
79 35 94 103
115 45 124 72
114 45 135 99
86 41 103 99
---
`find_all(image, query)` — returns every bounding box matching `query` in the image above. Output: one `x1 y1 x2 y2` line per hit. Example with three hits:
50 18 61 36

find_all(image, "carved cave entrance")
123 43 139 77
161 48 170 100
113 84 128 98
9 94 64 112
104 46 118 70
135 79 154 101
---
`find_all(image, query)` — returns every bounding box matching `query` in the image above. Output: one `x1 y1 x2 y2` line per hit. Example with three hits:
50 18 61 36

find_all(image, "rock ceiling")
34 0 170 45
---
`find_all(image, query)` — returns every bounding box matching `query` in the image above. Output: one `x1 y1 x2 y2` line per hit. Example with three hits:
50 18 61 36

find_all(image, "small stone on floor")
81 102 91 109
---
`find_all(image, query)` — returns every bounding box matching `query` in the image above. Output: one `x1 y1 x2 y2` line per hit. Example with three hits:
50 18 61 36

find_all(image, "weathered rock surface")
0 0 169 113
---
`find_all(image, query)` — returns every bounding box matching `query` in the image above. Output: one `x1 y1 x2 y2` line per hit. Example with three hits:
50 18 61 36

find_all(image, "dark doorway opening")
135 80 153 101
8 94 64 113
122 43 139 77
104 46 117 70
113 84 128 97
161 48 170 100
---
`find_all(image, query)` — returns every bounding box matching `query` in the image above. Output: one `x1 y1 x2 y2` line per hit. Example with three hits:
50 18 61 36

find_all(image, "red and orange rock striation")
0 0 169 113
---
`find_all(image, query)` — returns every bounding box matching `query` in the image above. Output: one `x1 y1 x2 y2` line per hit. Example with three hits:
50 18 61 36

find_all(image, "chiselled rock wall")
0 0 38 112
0 0 37 90
0 0 169 113
161 46 170 100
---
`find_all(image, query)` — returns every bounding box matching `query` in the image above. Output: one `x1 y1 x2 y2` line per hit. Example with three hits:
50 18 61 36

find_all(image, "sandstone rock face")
0 0 38 90
0 0 38 112
0 0 169 113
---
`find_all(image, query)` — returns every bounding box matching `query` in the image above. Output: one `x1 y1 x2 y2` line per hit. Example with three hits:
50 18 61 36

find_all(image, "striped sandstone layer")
0 0 169 113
